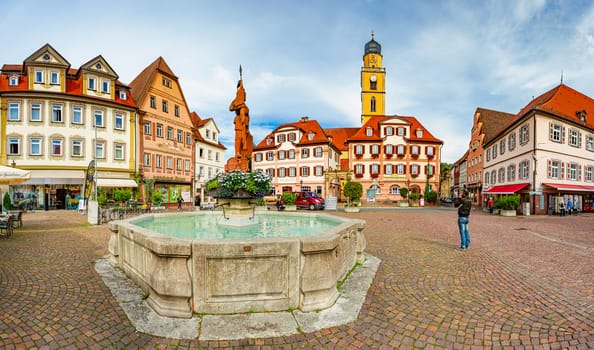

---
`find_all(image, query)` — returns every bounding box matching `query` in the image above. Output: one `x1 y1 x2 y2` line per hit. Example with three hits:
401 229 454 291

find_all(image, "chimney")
300 116 309 123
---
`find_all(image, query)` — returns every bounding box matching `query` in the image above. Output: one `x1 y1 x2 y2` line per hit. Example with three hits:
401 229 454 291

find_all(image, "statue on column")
225 66 253 172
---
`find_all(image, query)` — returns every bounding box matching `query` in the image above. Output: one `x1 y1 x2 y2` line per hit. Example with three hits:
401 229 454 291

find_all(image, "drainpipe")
532 114 537 215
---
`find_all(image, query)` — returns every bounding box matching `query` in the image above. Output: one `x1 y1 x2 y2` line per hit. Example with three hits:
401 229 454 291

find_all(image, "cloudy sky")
2 0 594 163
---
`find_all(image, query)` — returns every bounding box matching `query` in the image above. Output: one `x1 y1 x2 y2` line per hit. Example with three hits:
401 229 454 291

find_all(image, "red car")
294 191 325 210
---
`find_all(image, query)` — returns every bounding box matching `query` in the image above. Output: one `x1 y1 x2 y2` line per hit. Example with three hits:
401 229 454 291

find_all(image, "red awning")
483 183 530 194
543 183 594 192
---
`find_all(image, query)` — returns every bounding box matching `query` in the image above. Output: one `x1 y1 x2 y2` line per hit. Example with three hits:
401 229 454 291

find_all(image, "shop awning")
96 178 138 188
483 183 529 194
543 183 594 192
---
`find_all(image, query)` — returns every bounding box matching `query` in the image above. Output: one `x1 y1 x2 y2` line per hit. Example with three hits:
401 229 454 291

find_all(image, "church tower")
361 32 386 124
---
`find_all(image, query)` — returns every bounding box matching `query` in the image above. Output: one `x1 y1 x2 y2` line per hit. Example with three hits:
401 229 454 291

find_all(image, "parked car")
294 191 325 210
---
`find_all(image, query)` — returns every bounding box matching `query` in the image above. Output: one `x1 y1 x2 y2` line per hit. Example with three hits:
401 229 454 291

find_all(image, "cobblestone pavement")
0 208 592 349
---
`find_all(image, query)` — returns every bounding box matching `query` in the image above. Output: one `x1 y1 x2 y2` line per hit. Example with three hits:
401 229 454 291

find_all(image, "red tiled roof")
189 111 226 150
254 118 334 150
347 115 443 143
324 127 359 151
475 108 515 145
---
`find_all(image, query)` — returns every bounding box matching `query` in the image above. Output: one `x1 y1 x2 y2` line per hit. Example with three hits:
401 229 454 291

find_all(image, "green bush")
343 181 363 205
114 189 132 203
410 192 420 201
152 191 163 206
399 187 409 199
494 195 520 210
282 192 298 205
425 190 438 203
3 192 12 211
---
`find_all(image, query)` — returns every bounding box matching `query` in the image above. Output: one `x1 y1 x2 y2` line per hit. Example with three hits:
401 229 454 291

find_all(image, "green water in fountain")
133 214 340 239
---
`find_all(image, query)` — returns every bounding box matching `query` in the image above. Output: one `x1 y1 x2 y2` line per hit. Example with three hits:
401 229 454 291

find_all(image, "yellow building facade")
361 32 386 124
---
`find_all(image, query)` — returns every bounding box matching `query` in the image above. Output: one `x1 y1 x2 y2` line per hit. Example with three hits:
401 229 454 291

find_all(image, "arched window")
370 97 376 112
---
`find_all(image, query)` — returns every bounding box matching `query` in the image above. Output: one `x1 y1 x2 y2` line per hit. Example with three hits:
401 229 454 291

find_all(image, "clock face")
370 75 377 82
370 55 376 63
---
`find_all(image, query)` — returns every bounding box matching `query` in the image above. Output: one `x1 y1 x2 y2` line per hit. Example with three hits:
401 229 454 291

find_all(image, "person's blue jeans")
457 216 470 249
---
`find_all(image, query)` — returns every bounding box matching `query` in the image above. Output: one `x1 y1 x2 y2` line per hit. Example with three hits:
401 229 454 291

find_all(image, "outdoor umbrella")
0 165 31 185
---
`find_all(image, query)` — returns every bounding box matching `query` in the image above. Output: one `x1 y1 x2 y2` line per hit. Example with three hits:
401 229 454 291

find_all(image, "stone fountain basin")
107 211 366 318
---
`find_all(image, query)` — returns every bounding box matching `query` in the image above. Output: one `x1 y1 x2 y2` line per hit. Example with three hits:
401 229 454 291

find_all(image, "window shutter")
547 159 551 178
562 126 566 143
579 132 583 148
561 162 565 179
549 122 553 140
578 164 582 181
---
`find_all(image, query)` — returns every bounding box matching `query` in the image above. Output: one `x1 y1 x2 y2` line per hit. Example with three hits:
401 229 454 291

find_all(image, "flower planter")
284 205 297 211
398 202 409 207
499 209 516 217
344 206 360 213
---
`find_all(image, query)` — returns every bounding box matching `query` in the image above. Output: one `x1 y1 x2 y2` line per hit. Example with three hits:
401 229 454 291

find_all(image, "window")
277 134 286 143
508 133 516 151
199 148 204 158
94 110 104 127
88 77 96 90
385 164 393 175
162 100 168 113
385 127 393 136
166 157 173 170
370 163 379 176
208 150 212 160
498 167 505 183
366 127 373 137
254 153 262 162
162 77 171 88
300 166 310 176
186 132 191 145
519 124 529 145
216 152 220 161
278 150 285 160
51 139 63 156
370 78 377 90
568 129 581 147
385 145 394 155
156 155 162 168
29 138 41 156
484 172 489 185
397 145 405 156
289 167 296 177
144 153 151 166
9 76 18 86
486 148 491 162
102 80 110 93
50 71 59 85
185 160 190 171
426 164 435 176
176 158 182 170
8 102 20 121
307 132 314 141
177 130 183 142
30 103 42 121
72 106 83 124
289 133 296 141
266 151 274 161
416 129 423 138
355 145 364 155
370 97 376 113
95 141 105 159
586 166 593 182
568 163 579 181
156 124 163 137
8 138 20 155
491 170 496 184
355 164 364 176
288 149 295 159
213 132 217 141
397 127 405 136
492 144 497 159
150 96 156 108
35 69 44 83
587 135 594 152
314 147 323 157
411 164 419 176
278 168 286 177
549 160 560 179
167 127 173 139
71 140 83 157
371 144 380 155
411 145 419 156
119 91 127 100
114 143 124 160
519 160 529 179
144 122 151 135
390 185 400 195
507 164 515 182
314 166 323 176
114 113 124 130
397 164 405 175
426 146 434 157
51 104 63 122
549 123 563 143
301 148 309 158
499 139 505 155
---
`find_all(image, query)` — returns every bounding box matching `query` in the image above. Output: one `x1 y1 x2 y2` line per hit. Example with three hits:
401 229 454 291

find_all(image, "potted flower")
343 181 363 213
282 192 298 211
398 187 409 207
494 195 520 216
206 171 271 199
410 192 420 207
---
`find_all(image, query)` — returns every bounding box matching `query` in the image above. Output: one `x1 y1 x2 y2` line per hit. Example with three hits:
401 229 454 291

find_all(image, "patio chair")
11 211 22 229
0 216 14 238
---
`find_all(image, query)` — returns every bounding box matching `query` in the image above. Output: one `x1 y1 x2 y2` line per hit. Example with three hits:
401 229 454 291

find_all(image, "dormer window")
577 110 587 123
416 129 423 138
119 91 127 100
385 127 393 136
397 127 405 136
34 69 44 83
366 127 373 137
50 71 59 85
102 80 110 93
8 76 19 86
307 132 314 141
88 77 96 91
266 138 273 145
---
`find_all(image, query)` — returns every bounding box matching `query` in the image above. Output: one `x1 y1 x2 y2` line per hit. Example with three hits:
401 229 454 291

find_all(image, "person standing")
487 197 494 215
559 199 565 216
457 192 472 250
567 198 573 215
177 196 183 211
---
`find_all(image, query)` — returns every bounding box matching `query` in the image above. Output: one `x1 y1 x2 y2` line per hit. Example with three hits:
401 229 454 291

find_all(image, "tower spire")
239 64 243 80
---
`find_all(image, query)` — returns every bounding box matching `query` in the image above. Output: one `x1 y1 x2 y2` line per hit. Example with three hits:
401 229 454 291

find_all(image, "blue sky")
2 0 594 163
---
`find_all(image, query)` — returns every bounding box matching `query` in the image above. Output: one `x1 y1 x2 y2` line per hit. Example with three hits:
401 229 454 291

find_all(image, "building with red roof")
482 84 594 214
0 44 138 210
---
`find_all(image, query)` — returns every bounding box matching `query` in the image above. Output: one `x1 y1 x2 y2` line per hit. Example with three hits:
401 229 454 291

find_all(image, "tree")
3 192 12 211
343 181 363 206
399 187 409 200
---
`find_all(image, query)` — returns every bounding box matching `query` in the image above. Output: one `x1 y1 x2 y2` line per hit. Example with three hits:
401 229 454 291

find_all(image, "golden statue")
225 66 253 172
